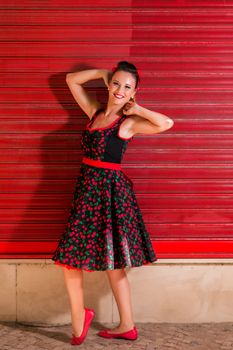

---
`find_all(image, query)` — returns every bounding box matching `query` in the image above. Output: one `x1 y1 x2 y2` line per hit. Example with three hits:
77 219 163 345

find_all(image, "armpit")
117 117 135 140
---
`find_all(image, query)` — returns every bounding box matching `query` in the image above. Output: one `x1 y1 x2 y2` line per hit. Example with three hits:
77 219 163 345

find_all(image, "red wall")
1 1 233 258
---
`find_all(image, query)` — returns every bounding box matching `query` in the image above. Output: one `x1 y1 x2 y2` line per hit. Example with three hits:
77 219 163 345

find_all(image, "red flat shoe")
97 325 138 340
70 307 95 345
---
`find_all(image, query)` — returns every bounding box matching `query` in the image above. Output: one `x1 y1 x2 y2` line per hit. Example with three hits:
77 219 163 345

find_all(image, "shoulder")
121 115 140 130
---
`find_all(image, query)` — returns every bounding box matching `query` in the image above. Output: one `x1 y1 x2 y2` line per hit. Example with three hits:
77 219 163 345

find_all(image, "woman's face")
108 70 137 106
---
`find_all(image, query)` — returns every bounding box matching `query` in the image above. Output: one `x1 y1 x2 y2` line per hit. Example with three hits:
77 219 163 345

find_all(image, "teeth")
114 94 124 98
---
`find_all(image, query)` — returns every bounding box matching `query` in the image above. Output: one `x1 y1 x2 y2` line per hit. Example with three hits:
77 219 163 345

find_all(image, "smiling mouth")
114 93 124 99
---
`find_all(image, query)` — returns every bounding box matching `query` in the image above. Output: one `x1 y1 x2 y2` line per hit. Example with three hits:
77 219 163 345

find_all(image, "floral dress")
51 107 157 271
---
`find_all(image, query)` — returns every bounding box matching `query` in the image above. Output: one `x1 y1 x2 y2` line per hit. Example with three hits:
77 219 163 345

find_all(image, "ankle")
119 321 135 329
72 308 85 317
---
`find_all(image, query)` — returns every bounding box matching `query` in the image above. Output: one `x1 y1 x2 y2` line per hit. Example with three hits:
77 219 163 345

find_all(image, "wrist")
134 103 142 116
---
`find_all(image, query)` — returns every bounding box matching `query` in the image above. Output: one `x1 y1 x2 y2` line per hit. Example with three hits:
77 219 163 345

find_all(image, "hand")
123 96 139 116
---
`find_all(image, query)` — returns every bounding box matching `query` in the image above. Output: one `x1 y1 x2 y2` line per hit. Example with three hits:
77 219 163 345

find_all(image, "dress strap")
87 108 103 129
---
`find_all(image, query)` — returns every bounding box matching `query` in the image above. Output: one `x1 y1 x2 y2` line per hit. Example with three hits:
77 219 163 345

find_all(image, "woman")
51 61 174 345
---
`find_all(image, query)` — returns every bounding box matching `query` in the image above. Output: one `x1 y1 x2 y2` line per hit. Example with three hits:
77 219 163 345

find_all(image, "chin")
109 98 124 105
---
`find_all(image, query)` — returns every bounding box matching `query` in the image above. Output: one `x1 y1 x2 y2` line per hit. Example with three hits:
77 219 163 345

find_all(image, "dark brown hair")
111 60 140 89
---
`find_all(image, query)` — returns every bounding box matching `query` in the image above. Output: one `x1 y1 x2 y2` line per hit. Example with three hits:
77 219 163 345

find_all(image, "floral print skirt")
51 159 157 272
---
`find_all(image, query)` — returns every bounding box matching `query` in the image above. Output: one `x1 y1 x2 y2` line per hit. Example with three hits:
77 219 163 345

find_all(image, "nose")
116 87 124 95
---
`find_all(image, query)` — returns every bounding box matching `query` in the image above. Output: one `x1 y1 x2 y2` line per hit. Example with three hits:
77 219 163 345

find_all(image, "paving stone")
0 321 232 349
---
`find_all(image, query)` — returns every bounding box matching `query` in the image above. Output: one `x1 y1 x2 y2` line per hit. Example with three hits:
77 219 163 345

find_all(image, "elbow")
66 72 82 86
165 118 174 130
66 73 73 82
66 72 78 83
158 118 174 133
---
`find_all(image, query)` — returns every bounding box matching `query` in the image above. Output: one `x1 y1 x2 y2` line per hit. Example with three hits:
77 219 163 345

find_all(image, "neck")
104 101 124 118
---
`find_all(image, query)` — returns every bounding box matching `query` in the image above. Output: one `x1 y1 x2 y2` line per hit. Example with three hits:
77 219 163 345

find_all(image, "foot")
71 308 95 345
104 323 135 334
72 309 86 337
97 323 138 341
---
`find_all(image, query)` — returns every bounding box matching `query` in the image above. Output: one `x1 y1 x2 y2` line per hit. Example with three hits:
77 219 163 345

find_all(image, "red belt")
82 157 121 170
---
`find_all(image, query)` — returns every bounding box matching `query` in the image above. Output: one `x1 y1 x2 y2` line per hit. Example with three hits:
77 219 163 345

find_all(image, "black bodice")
81 108 134 164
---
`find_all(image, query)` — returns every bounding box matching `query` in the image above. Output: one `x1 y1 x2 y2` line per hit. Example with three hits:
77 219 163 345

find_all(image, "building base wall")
1 259 233 325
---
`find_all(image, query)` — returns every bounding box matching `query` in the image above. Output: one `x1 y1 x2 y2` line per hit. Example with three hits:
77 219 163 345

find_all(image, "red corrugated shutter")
1 1 233 258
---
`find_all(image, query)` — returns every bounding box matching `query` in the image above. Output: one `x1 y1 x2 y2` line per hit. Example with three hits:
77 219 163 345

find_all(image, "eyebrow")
113 79 131 86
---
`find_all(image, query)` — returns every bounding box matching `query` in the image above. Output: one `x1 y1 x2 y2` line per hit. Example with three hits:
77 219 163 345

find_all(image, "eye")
113 82 118 85
126 86 131 89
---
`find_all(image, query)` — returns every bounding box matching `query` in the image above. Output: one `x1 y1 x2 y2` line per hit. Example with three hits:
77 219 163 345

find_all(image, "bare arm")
66 69 110 119
131 105 174 135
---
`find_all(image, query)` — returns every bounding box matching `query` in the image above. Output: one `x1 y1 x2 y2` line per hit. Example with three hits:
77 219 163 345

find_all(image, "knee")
106 268 126 278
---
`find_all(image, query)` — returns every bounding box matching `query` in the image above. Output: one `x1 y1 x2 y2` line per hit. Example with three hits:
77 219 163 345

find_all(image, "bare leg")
62 267 85 337
106 268 135 333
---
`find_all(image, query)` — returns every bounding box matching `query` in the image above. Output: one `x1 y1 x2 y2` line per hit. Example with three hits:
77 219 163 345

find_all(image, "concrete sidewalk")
0 321 232 350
